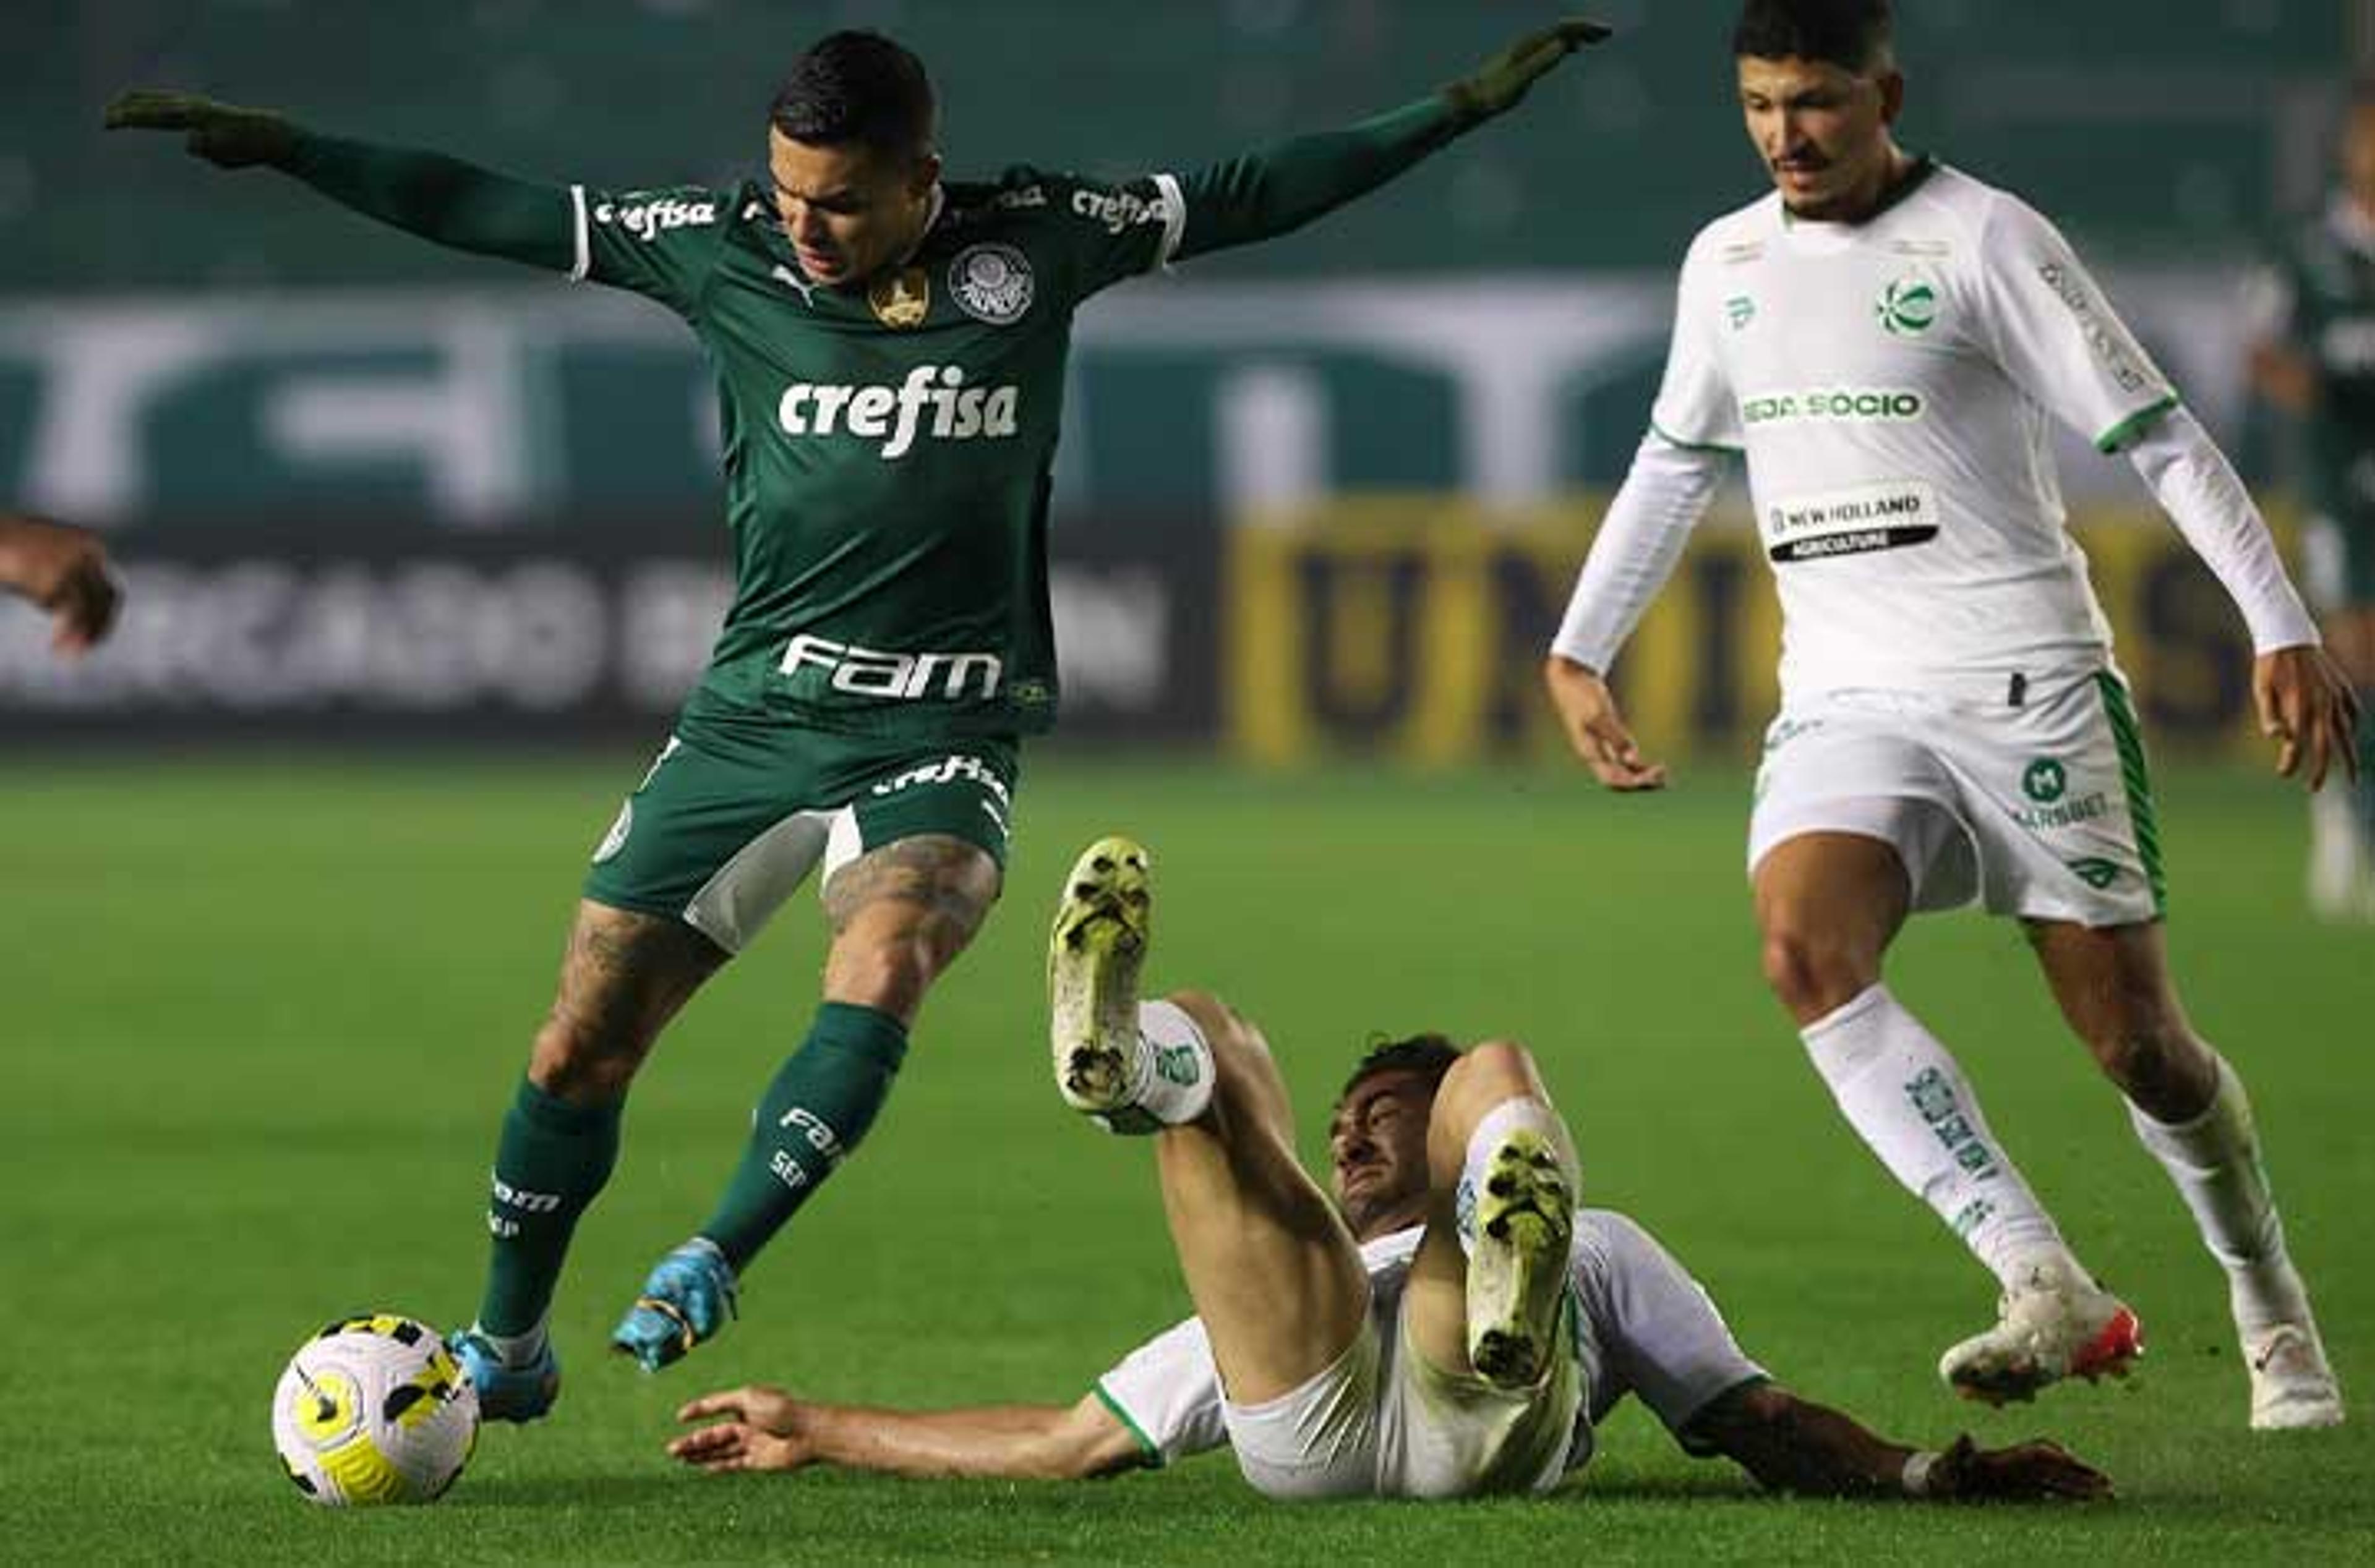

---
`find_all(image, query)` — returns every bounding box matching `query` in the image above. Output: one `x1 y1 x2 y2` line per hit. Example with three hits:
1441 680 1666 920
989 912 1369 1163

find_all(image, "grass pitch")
1 754 2368 1564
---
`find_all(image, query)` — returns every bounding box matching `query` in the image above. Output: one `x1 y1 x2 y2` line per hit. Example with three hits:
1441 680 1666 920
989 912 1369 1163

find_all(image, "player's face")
766 130 941 289
1327 1070 1436 1235
1737 54 1904 222
2342 105 2375 214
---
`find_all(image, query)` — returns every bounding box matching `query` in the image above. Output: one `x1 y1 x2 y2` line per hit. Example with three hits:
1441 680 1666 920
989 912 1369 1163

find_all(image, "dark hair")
1340 1033 1462 1102
1732 0 1894 72
769 31 938 161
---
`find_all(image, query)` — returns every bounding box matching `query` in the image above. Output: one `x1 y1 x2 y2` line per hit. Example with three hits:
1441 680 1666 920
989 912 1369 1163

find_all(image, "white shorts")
1747 673 2165 928
1223 1289 1582 1501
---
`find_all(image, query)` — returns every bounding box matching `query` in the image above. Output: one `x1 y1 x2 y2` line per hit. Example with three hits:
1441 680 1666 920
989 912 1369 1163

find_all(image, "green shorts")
583 730 1021 954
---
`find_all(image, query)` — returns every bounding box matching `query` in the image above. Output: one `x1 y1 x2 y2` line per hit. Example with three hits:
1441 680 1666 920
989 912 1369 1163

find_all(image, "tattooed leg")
531 900 730 1102
821 833 1004 1025
672 837 1004 1293
471 903 726 1367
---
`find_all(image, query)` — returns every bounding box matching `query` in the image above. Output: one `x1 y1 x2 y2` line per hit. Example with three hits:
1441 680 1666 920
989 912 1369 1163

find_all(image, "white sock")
1122 1000 1215 1127
1453 1098 1577 1258
2311 786 2363 861
473 1316 548 1370
1801 985 2076 1290
2308 788 2368 913
2125 1054 2308 1334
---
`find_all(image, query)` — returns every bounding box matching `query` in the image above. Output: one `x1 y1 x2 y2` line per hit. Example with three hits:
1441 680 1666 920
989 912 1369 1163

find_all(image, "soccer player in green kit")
108 19 1611 1421
2250 78 2375 920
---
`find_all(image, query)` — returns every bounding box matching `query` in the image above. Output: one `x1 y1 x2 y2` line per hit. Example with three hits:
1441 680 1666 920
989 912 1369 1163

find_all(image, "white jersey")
1093 1209 1765 1472
1652 161 2178 699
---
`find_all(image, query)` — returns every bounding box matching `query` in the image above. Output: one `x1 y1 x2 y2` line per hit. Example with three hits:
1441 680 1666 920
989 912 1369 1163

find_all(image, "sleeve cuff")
567 184 591 283
1670 1373 1771 1458
1649 419 1742 457
2246 608 2324 656
1151 173 1187 273
2094 394 2180 454
1092 1383 1163 1467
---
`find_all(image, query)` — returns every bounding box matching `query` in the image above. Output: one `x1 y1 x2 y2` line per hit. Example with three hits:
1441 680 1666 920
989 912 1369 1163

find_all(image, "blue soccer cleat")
611 1237 739 1372
447 1326 561 1423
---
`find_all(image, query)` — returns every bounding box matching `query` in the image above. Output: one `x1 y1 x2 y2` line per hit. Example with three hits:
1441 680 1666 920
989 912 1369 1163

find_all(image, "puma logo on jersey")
776 364 1021 459
771 264 820 307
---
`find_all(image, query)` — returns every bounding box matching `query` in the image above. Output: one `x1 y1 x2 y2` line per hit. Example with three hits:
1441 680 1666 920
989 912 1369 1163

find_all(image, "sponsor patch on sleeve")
591 194 719 242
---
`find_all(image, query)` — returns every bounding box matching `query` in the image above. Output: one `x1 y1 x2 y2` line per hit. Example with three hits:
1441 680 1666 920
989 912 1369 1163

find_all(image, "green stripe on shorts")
2095 672 2167 916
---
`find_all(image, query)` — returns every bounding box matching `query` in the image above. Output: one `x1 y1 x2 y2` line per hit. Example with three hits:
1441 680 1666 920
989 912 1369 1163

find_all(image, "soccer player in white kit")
1544 0 2356 1430
666 835 2108 1504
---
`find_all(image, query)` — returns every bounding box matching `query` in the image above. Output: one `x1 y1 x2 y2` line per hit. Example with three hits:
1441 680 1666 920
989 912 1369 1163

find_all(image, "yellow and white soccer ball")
270 1313 479 1506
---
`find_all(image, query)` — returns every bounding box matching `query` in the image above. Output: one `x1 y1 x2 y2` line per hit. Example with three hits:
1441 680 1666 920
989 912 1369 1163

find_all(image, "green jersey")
275 96 1473 753
2256 195 2375 529
575 168 1178 750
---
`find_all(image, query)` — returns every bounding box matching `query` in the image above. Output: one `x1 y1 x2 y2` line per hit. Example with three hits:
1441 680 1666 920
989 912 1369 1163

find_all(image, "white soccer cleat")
2246 1321 2345 1431
1938 1259 2142 1405
1465 1128 1576 1389
1046 836 1155 1132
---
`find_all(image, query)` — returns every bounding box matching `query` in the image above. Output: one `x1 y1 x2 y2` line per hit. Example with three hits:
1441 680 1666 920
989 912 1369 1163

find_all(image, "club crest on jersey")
1876 276 1939 336
870 266 932 329
950 244 1033 325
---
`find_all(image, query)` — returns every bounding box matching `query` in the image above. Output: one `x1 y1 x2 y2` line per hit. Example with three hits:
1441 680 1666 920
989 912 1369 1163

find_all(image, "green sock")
476 1077 622 1339
700 1002 909 1271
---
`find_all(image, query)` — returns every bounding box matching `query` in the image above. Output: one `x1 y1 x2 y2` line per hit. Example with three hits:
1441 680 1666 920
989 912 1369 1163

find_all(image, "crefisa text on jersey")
592 195 718 242
776 364 1021 459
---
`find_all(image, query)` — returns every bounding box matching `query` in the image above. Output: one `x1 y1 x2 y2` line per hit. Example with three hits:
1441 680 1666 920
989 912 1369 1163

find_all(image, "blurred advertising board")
0 271 2256 526
1226 501 2280 765
0 513 1215 745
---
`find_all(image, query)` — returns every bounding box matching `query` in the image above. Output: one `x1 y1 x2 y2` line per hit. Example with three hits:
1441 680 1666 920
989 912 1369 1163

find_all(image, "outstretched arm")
0 513 122 655
667 1384 1146 1481
1172 19 1609 262
1685 1381 2111 1503
106 90 573 271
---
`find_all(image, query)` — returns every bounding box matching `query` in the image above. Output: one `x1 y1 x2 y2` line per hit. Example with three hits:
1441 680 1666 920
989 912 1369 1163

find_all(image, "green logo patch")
2022 757 2068 804
1726 294 1757 331
1877 277 1940 336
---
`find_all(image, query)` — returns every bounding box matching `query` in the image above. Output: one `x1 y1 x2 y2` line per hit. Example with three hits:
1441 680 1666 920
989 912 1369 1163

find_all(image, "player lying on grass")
1544 0 2351 1428
0 513 119 655
667 837 2108 1504
106 19 1611 1420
